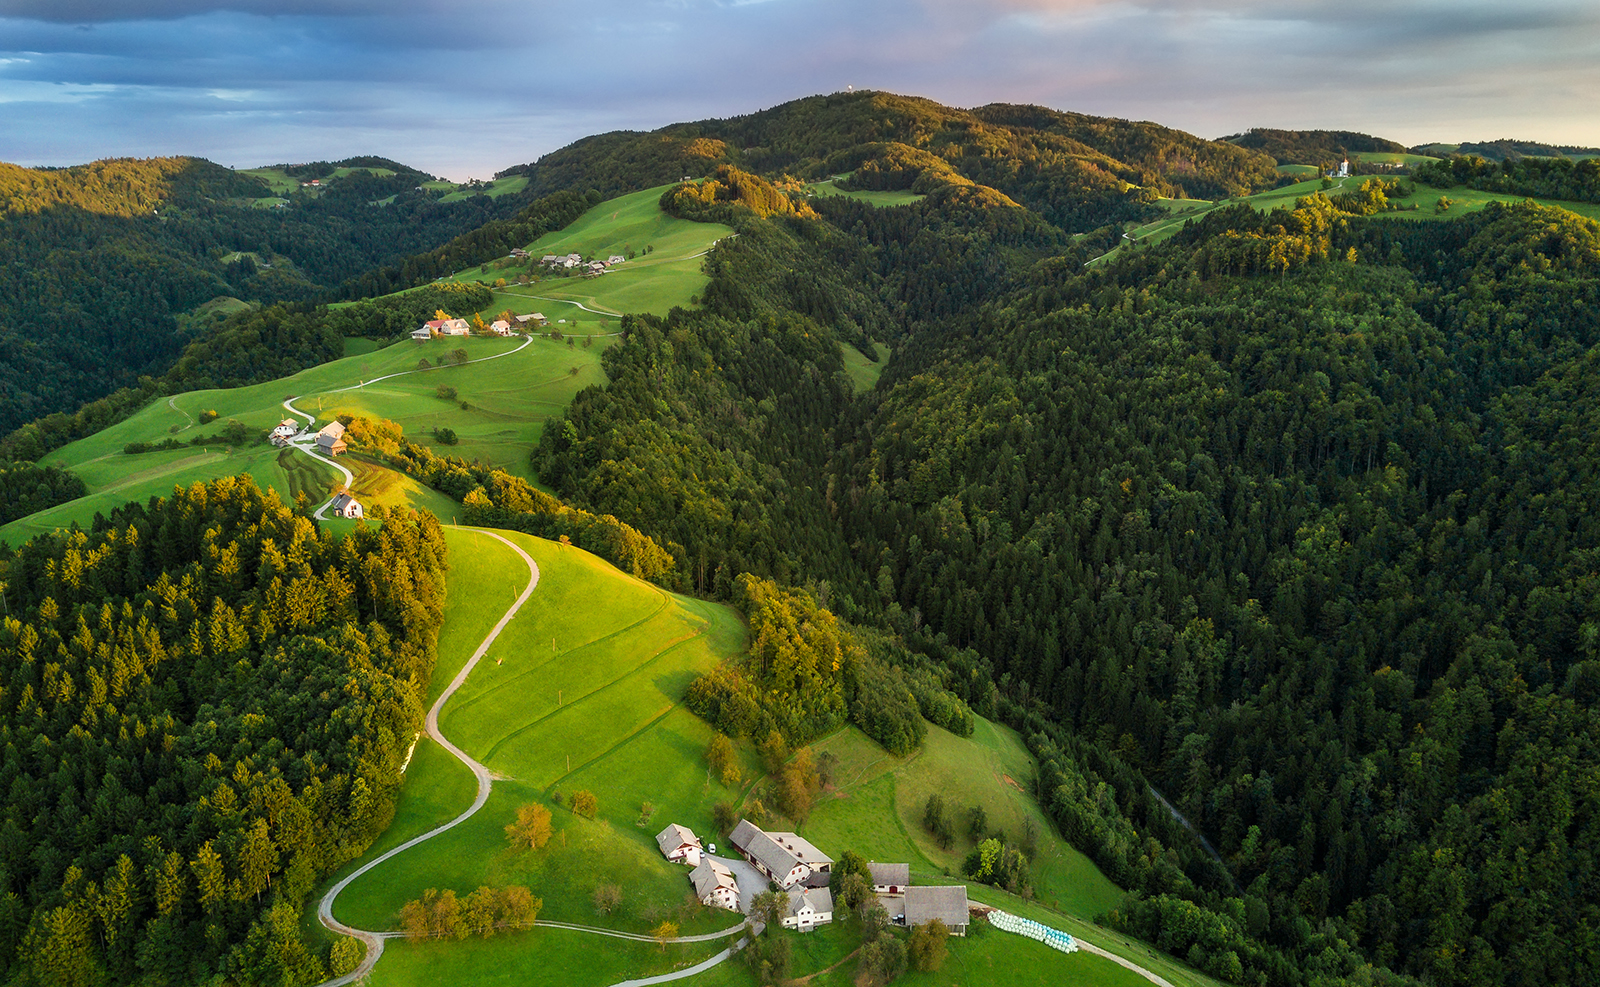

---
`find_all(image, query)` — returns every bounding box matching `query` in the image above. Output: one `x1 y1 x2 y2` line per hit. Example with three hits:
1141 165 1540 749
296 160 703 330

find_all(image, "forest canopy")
0 476 448 986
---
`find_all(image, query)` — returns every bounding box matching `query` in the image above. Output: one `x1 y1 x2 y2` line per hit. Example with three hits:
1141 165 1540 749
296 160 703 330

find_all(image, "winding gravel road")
313 528 540 987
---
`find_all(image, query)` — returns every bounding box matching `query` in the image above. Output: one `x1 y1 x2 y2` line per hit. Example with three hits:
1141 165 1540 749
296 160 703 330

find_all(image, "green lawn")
344 336 385 357
0 336 567 544
321 529 750 956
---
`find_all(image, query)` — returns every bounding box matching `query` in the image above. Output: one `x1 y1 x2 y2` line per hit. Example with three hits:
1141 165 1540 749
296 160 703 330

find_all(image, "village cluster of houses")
411 312 546 343
539 253 627 277
269 418 364 518
654 819 971 936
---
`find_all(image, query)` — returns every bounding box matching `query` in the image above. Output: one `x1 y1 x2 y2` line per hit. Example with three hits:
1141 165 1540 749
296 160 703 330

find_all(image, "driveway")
706 854 771 915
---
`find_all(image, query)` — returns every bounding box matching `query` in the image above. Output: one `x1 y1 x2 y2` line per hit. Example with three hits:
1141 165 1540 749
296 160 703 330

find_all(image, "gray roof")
656 823 700 857
730 819 805 880
330 493 356 511
903 885 969 927
690 860 737 898
767 831 833 868
787 886 833 916
869 862 910 887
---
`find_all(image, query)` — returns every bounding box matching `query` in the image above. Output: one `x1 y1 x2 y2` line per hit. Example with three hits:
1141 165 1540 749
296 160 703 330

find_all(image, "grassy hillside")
1087 174 1600 265
310 526 1220 987
439 183 733 331
807 174 926 207
312 528 751 984
0 334 604 544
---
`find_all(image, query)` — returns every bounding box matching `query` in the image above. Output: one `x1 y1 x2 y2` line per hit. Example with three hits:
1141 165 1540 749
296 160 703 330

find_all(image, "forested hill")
498 91 1281 226
1222 128 1406 165
0 478 448 986
535 171 1600 987
0 155 532 425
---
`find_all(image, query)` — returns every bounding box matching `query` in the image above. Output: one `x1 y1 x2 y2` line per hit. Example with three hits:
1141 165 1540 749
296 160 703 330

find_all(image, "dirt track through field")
313 528 540 987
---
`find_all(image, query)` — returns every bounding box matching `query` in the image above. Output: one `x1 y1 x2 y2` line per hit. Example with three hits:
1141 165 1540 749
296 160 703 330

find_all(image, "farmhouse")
902 885 970 936
781 886 833 933
540 254 559 265
729 820 811 889
510 248 529 259
315 421 347 456
868 862 910 896
767 831 833 887
271 419 299 439
432 318 471 336
655 823 703 866
411 325 434 342
689 859 740 911
515 313 548 328
489 319 512 336
607 254 626 266
328 493 363 519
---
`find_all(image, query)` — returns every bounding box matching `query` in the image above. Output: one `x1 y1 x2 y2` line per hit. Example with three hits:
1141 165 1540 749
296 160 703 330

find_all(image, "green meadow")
442 184 733 326
1373 183 1600 223
302 527 1225 987
437 176 528 202
1087 175 1600 267
807 175 926 207
842 343 891 393
0 335 594 544
321 529 752 959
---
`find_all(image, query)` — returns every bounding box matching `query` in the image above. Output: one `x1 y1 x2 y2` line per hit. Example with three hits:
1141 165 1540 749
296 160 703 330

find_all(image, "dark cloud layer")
1 0 1596 178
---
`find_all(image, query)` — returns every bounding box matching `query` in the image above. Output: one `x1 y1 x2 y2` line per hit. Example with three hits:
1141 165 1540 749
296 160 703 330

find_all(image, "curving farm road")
310 528 748 987
281 335 535 517
314 528 540 987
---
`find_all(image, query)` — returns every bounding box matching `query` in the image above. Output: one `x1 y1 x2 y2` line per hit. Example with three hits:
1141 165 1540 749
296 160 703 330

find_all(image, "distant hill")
1418 138 1600 161
0 155 534 426
499 91 1281 231
1221 127 1407 165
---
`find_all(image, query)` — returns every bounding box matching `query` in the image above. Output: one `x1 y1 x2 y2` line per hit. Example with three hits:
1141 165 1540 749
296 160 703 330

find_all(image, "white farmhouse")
328 493 363 519
689 859 740 911
729 820 827 890
781 886 833 932
869 862 910 896
655 823 703 866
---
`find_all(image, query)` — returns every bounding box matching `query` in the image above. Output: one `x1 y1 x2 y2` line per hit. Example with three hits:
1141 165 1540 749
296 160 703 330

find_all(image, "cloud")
0 0 1596 178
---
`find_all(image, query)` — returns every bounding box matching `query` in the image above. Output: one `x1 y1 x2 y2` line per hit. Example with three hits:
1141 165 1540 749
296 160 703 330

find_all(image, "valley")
3 91 1599 987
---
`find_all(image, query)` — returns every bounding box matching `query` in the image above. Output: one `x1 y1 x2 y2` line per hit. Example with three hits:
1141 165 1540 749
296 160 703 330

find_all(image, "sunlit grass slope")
0 335 589 544
1090 176 1600 266
324 529 750 964
442 184 733 331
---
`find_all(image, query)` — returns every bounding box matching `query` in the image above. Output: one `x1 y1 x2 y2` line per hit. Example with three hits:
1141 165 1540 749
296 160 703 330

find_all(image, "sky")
1 0 1597 180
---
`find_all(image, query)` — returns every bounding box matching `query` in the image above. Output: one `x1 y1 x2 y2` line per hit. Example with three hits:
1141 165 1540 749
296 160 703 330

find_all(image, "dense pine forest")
528 98 1600 987
4 91 1600 987
0 478 448 986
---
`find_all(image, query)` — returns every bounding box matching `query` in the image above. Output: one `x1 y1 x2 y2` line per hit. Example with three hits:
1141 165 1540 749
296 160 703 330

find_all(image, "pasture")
0 335 578 544
323 529 752 952
442 184 733 323
1088 174 1600 266
807 175 926 207
842 343 890 394
438 176 528 202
